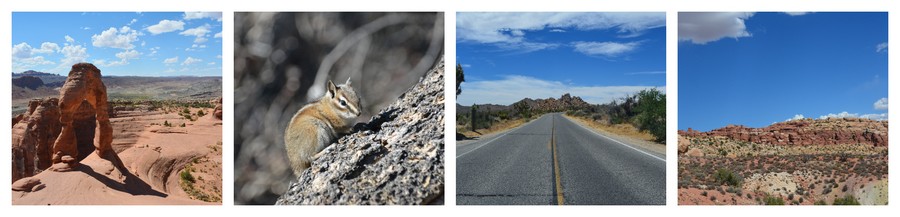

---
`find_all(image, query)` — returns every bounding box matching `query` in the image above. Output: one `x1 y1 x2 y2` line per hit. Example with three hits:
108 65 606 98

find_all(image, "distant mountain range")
458 93 592 115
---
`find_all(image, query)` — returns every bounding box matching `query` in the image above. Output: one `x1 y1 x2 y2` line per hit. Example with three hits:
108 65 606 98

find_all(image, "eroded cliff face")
276 59 445 205
12 98 62 182
680 117 887 147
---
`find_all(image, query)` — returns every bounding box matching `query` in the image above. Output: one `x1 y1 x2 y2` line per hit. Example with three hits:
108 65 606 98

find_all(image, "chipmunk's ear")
327 80 337 98
344 76 352 86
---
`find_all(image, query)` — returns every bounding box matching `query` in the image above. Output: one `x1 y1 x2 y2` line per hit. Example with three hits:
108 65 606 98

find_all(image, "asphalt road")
456 113 666 205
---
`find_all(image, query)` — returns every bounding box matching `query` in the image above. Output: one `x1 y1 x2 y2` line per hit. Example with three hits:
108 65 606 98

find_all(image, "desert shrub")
715 168 742 186
833 195 860 205
634 89 665 143
197 110 206 117
841 185 848 192
763 195 785 205
814 200 827 205
180 169 195 183
181 123 186 127
163 120 172 127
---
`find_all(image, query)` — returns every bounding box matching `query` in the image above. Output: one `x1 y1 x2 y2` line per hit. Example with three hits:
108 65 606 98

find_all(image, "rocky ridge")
679 117 887 149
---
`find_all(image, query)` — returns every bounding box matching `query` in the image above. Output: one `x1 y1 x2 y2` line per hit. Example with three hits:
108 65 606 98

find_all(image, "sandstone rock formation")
50 63 114 170
276 59 445 205
679 117 887 147
213 97 223 120
11 98 62 182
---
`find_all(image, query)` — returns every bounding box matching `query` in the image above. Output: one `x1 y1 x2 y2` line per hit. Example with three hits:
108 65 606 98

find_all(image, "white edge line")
563 115 667 162
456 130 510 158
455 116 540 158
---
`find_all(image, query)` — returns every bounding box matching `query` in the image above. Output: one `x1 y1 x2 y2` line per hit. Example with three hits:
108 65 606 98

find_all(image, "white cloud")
572 41 640 57
34 42 60 54
81 27 91 30
550 29 566 33
92 26 140 49
876 42 888 53
129 18 138 25
784 12 809 16
458 75 664 105
182 57 202 65
183 12 222 21
148 46 160 56
12 42 56 71
180 24 211 37
55 44 90 72
180 24 212 46
679 12 754 44
461 64 472 68
65 35 75 43
116 49 140 59
874 97 888 110
214 32 222 38
146 20 185 35
208 62 216 65
216 55 222 59
12 43 33 59
786 114 805 121
818 111 887 121
457 12 665 53
164 56 179 64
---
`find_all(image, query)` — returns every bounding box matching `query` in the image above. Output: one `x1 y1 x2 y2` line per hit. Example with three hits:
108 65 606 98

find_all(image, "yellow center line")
552 116 564 205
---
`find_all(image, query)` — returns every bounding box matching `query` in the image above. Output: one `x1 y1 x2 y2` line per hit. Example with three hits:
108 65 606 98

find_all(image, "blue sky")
12 12 222 76
679 12 888 131
457 12 666 105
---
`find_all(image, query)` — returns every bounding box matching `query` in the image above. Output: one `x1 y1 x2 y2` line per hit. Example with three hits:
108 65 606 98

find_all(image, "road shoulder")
561 114 666 157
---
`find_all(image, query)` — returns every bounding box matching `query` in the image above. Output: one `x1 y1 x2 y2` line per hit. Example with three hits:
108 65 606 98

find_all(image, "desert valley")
678 118 888 205
11 65 223 204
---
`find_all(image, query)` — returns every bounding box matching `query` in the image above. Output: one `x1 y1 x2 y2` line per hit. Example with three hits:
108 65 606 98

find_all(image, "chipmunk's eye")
340 99 347 107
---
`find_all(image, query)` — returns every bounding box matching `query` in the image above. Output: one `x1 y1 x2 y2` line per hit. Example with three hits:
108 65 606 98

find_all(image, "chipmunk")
284 78 362 176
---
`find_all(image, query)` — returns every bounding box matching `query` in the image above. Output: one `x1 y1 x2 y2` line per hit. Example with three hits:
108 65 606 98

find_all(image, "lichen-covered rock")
276 59 445 205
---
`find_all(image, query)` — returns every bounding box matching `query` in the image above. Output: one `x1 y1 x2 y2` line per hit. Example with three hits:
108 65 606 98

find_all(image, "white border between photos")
0 1 897 217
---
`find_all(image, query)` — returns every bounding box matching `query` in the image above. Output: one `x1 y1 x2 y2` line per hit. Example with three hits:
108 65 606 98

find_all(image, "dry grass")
565 114 658 143
457 118 527 138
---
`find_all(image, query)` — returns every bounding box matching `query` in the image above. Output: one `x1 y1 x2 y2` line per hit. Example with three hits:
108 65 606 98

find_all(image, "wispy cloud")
874 97 888 110
457 12 665 53
876 42 888 53
679 12 754 44
458 75 664 105
572 41 641 57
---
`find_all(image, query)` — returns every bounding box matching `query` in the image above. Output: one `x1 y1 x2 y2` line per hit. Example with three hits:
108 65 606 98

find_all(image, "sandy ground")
13 107 222 205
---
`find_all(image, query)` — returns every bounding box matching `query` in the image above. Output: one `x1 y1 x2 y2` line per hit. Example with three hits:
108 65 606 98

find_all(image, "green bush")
764 195 785 205
634 89 665 143
180 169 195 183
833 195 860 205
714 168 742 186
